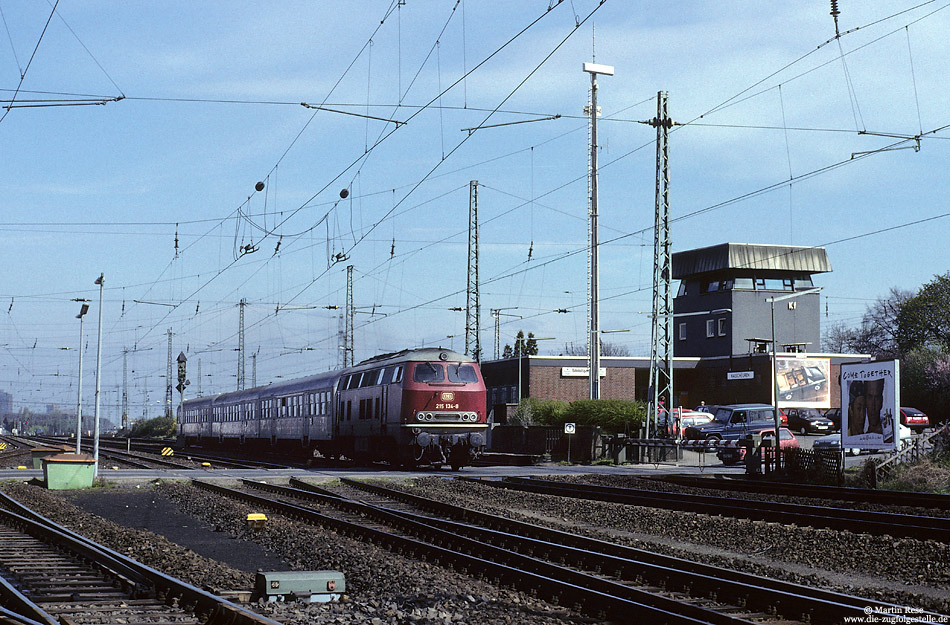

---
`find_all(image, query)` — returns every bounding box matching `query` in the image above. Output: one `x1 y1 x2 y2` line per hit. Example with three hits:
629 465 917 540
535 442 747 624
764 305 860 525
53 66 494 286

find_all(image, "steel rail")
322 477 942 625
0 574 59 625
195 478 748 624
475 476 950 543
0 491 280 625
653 474 950 511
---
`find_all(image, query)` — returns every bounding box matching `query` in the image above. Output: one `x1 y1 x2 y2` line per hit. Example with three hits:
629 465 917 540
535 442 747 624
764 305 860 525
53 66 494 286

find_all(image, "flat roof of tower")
672 243 831 279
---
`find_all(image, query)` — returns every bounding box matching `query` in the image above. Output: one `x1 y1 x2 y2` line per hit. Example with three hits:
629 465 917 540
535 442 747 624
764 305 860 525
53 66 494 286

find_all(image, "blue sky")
2 1 948 420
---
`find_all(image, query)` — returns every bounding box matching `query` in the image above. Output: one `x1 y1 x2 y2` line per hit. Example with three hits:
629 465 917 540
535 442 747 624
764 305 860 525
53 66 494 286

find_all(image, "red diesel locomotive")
178 348 488 469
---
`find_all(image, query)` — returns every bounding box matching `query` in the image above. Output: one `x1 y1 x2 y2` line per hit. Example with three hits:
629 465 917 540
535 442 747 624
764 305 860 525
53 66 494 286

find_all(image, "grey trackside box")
254 571 345 603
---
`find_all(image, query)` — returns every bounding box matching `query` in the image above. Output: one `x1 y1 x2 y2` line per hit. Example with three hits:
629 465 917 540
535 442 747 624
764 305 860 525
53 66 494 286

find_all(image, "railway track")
0 490 277 625
652 474 950 511
466 476 950 543
193 477 942 624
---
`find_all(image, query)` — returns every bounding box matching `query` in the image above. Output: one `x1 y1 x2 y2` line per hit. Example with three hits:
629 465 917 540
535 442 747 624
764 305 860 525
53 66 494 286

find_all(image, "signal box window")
717 317 727 336
413 362 444 383
706 319 715 338
448 364 478 383
678 322 686 341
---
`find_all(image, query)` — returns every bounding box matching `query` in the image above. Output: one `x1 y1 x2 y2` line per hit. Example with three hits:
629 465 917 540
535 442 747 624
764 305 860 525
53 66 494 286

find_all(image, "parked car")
784 408 835 435
812 433 861 456
680 411 714 431
822 407 842 431
717 427 799 465
684 404 785 441
814 422 912 455
656 409 713 437
900 407 930 433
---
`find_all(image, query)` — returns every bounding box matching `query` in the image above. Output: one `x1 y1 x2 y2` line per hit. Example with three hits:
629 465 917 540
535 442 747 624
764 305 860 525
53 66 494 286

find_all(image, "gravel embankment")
375 475 950 614
0 480 595 625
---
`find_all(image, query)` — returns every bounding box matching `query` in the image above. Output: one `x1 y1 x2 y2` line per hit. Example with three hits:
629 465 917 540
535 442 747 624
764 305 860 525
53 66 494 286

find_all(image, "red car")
900 407 929 433
717 427 799 465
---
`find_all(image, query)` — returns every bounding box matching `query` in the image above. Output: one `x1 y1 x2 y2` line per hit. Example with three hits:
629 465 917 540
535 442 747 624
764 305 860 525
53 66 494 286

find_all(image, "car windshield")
799 409 821 419
712 409 732 424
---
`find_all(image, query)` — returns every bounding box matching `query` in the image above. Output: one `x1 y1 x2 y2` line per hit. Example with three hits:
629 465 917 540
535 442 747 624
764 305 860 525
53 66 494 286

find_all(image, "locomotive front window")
413 362 444 383
447 364 478 383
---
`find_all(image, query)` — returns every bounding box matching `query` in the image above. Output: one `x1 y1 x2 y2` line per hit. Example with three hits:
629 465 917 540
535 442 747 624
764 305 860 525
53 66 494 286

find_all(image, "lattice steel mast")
165 328 173 418
344 265 354 367
237 298 246 390
465 181 481 363
648 91 673 438
121 349 129 430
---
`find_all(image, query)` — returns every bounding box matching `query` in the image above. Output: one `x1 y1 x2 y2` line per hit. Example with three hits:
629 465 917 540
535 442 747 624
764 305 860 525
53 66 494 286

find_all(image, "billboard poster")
840 360 900 451
775 357 830 408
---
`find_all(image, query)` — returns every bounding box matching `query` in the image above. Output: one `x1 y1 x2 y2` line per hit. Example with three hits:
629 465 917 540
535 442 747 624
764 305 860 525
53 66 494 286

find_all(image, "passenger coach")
178 348 488 469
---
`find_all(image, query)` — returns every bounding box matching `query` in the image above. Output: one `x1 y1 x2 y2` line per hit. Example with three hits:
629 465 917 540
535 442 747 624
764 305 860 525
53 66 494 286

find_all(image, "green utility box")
254 571 345 603
42 453 96 490
31 446 71 469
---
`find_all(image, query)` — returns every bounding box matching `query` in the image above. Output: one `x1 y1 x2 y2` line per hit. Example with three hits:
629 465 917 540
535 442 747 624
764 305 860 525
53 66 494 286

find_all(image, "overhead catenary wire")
7 3 942 404
0 0 59 125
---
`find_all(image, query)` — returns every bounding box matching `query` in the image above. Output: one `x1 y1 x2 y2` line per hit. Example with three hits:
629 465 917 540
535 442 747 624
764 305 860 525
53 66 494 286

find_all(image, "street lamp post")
583 61 613 401
92 274 104 475
767 287 822 466
73 299 90 453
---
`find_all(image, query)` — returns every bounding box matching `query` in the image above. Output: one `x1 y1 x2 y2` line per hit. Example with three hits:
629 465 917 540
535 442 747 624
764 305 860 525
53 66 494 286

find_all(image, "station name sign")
726 371 755 380
561 367 606 378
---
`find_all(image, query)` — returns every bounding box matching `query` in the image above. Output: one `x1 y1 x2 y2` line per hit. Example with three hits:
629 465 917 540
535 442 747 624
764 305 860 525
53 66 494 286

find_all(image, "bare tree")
559 340 629 357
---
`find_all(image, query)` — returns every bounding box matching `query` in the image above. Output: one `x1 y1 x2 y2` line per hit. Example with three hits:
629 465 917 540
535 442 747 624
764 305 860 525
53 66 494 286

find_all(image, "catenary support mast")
648 91 673 439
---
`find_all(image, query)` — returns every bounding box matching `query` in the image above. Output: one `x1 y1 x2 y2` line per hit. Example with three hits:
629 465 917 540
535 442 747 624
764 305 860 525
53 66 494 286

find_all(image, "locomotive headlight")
416 412 425 422
425 413 433 421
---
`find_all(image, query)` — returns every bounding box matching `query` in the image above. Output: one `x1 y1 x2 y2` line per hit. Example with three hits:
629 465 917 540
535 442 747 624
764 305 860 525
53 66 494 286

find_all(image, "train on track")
178 348 488 469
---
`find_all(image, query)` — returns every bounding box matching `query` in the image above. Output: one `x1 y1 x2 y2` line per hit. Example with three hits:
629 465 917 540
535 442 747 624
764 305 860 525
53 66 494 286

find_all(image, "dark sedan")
784 408 834 435
822 407 841 431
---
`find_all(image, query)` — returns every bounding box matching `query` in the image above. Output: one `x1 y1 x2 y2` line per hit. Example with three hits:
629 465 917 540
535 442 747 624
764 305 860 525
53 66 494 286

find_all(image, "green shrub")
129 416 176 439
510 397 568 426
562 399 645 434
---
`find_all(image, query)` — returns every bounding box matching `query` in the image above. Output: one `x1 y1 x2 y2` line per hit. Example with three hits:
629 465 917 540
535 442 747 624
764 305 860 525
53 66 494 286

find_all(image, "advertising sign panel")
776 357 830 408
841 360 900 452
